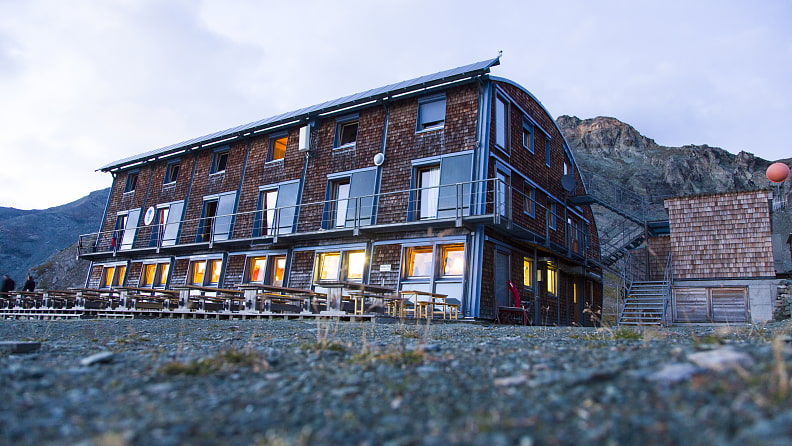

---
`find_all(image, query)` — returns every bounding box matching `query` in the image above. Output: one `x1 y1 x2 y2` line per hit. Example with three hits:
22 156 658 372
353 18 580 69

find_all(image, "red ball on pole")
766 162 790 183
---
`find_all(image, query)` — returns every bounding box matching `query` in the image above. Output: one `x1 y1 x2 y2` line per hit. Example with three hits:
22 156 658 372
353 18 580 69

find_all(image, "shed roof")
100 56 501 172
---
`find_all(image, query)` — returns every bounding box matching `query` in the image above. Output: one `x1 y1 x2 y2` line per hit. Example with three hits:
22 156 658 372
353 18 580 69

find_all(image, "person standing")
1 275 15 293
22 275 36 292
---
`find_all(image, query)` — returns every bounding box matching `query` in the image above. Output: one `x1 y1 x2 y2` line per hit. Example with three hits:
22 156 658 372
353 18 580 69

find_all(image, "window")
406 247 434 278
495 95 508 150
548 201 558 230
523 257 533 288
335 117 358 148
114 208 141 251
269 134 287 162
211 149 229 174
417 165 440 220
124 171 139 193
441 245 465 277
245 255 286 286
141 262 170 288
545 139 551 167
259 189 278 236
316 250 366 283
522 120 534 153
198 192 236 242
331 180 351 228
149 201 184 247
190 258 223 286
254 181 299 237
523 183 536 217
546 265 558 295
417 95 446 131
101 264 127 288
317 252 341 281
496 171 510 217
563 161 569 176
164 162 180 184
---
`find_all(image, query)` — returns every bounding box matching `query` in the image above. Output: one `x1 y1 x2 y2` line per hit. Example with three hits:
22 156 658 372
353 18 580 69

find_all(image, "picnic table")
116 286 179 310
399 290 460 320
238 284 324 314
183 285 246 312
315 281 396 315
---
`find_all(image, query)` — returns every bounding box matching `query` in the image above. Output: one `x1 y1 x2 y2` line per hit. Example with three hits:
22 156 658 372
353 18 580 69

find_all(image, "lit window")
417 95 446 131
547 266 557 295
141 262 169 288
269 135 287 162
271 255 286 286
190 259 223 286
164 162 180 184
102 265 126 288
523 258 533 288
248 256 267 282
336 119 358 148
346 251 365 280
124 171 138 193
441 245 465 276
318 252 341 281
495 96 508 150
407 247 434 278
211 150 229 174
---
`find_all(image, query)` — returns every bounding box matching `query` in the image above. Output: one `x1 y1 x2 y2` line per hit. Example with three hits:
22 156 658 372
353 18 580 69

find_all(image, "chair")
496 281 530 325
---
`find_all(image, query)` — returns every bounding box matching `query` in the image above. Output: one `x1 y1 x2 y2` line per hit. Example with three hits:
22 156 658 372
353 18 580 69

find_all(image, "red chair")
496 280 530 325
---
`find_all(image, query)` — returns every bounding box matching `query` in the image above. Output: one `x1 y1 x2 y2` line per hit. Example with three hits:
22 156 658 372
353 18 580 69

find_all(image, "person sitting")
22 275 36 292
1 274 15 294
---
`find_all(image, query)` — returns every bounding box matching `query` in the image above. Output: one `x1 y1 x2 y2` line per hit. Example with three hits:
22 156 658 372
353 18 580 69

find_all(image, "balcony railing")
78 178 594 260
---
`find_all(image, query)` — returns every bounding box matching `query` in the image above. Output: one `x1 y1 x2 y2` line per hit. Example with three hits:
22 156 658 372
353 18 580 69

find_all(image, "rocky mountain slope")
0 188 109 287
557 115 791 273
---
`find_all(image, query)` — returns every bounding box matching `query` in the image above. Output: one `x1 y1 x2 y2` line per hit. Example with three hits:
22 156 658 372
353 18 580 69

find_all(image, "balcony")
78 178 594 262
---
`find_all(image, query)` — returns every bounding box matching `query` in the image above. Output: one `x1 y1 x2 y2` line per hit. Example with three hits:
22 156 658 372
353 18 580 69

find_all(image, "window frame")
416 94 447 132
523 182 536 218
495 95 509 153
330 178 351 228
545 138 551 167
189 258 223 287
163 160 180 185
440 244 465 278
101 263 127 289
140 261 171 288
267 133 288 163
548 201 558 230
314 249 366 284
124 170 139 193
415 164 441 220
546 264 558 296
334 115 359 149
523 257 534 289
211 148 230 174
522 120 534 153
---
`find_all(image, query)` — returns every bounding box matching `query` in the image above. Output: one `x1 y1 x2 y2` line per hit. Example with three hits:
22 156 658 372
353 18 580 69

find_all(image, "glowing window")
191 261 206 285
208 259 222 285
102 265 126 288
441 245 465 276
141 262 169 288
407 247 433 278
141 264 156 287
248 257 267 282
318 252 341 281
270 136 287 162
547 266 558 295
523 258 533 288
271 255 286 286
346 251 366 280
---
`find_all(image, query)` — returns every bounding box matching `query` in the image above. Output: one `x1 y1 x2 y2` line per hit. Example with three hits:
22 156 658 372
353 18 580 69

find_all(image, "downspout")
366 102 390 286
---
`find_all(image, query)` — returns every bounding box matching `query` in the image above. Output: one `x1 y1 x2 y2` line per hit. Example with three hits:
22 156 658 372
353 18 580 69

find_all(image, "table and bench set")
0 282 461 320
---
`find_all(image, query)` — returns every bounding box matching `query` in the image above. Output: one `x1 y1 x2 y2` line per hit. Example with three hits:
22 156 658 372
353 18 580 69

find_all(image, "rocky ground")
1 318 791 446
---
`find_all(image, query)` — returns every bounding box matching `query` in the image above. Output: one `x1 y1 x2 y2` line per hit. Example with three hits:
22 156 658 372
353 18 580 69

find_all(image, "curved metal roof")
100 56 501 172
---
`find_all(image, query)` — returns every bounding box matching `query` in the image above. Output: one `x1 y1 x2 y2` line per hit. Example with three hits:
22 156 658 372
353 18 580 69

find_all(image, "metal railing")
78 178 594 261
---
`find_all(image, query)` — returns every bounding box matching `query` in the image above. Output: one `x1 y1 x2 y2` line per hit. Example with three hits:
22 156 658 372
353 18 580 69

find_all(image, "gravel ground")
1 317 791 446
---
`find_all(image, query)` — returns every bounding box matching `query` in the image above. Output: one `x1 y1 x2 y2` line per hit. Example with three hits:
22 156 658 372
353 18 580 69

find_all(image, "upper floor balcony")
78 178 595 262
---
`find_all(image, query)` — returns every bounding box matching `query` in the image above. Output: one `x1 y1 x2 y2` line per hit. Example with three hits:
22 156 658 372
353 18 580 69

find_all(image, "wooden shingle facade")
665 190 776 323
78 57 603 324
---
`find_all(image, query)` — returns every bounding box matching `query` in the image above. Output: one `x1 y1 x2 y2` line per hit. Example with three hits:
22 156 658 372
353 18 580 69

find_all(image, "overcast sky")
1 0 789 210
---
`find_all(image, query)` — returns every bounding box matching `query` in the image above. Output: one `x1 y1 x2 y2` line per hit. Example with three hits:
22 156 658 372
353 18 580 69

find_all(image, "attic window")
335 117 358 149
124 171 139 193
417 95 446 131
211 150 229 174
269 135 288 162
164 162 180 184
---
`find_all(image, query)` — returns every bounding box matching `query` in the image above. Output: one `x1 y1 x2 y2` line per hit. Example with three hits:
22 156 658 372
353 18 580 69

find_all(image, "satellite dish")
373 153 385 166
767 162 790 183
561 174 577 193
144 206 156 225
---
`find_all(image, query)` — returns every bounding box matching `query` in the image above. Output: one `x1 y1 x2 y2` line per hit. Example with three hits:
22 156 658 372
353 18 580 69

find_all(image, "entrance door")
494 250 510 307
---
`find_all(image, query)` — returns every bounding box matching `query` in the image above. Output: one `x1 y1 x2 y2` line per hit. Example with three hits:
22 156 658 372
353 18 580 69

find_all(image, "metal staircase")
618 280 670 326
